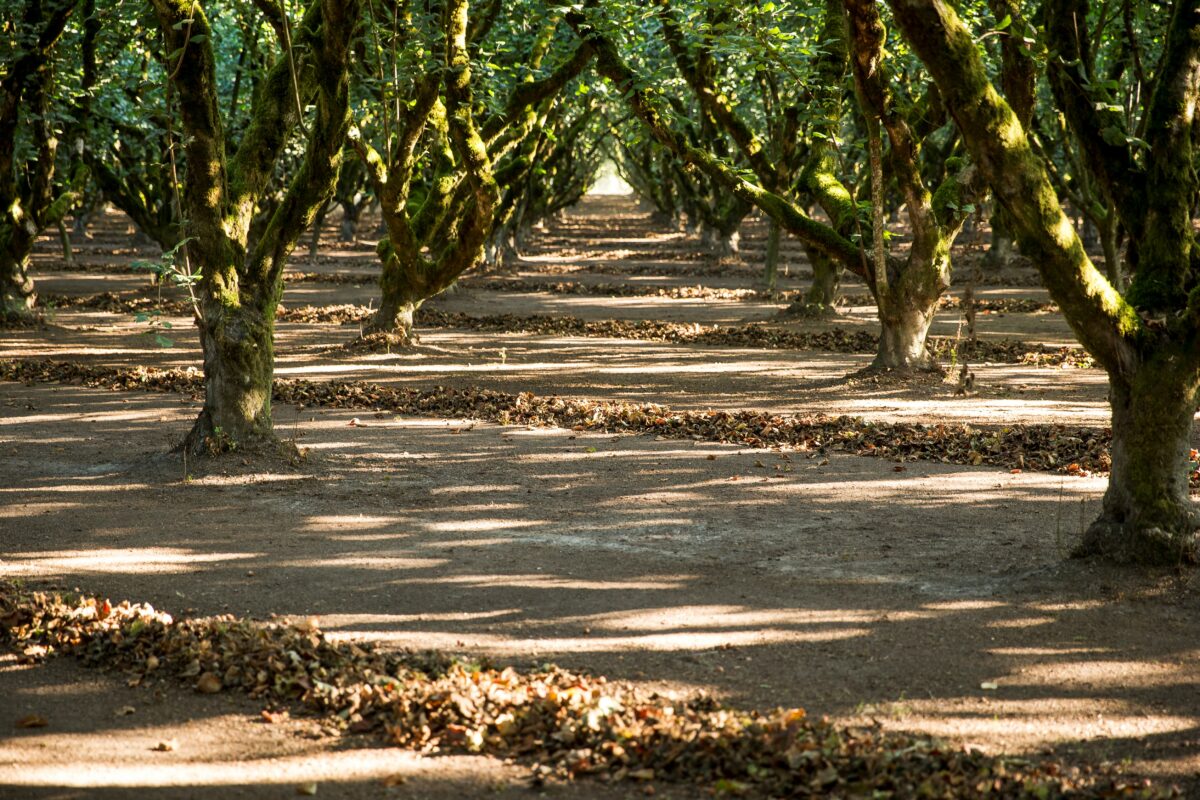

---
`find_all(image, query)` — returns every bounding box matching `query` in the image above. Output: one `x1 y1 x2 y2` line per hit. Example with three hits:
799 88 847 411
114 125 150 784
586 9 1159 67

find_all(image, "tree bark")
805 250 841 308
309 202 328 258
0 0 82 320
1099 214 1123 292
984 212 1017 267
874 305 936 370
0 250 37 319
368 296 421 343
339 201 360 242
190 302 276 449
1081 367 1199 563
704 226 739 259
762 218 781 292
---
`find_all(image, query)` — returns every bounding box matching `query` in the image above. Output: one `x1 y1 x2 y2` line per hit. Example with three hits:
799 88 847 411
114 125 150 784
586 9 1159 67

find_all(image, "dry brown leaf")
196 672 222 694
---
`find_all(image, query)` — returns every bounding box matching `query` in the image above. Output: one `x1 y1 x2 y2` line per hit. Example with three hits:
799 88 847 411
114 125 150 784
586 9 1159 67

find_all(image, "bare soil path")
3 196 1198 798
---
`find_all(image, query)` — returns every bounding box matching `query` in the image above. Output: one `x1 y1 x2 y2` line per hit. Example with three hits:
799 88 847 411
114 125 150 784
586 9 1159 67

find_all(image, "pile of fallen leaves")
411 309 884 354
0 582 1171 798
42 292 192 315
1019 347 1100 370
0 312 45 328
314 307 1090 368
467 278 772 301
277 304 375 325
518 259 767 279
283 270 379 285
0 358 1114 477
464 283 1058 314
836 295 1057 315
938 296 1058 314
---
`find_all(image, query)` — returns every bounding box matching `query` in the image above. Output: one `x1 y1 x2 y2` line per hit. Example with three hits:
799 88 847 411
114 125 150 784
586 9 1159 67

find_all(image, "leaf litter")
0 581 1173 798
0 358 1115 478
41 292 1091 367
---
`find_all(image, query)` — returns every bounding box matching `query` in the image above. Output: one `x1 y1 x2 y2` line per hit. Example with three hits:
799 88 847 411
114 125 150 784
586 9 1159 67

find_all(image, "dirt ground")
2 196 1198 798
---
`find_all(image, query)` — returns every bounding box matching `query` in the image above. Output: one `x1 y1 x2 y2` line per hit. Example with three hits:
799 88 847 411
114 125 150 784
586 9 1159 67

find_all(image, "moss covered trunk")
1081 367 1198 563
368 248 424 341
187 299 277 452
339 203 360 242
870 233 949 371
369 299 420 342
155 0 359 455
762 219 781 292
803 247 841 310
704 226 739 259
0 246 36 319
873 307 935 370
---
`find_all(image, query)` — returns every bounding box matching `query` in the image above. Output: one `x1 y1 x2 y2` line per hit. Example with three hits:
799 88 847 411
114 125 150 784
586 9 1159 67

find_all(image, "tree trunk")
57 220 74 266
761 218 781 292
72 209 93 239
1099 215 1123 292
650 209 680 231
309 203 328 258
1081 216 1099 250
1079 368 1199 563
984 212 1017 267
805 249 841 307
873 304 936 370
0 249 36 319
339 202 360 242
366 297 420 343
185 303 276 454
704 225 739 258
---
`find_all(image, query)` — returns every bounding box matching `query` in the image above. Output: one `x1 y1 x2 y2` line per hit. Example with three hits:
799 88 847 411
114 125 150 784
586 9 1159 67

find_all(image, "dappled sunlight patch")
871 700 1195 747
299 514 403 532
320 609 522 628
430 483 524 495
585 605 932 632
1009 660 1189 689
339 626 870 653
397 573 690 592
988 647 1118 657
0 408 177 426
987 617 1058 629
0 482 150 494
1029 600 1110 613
423 519 547 534
1 747 488 790
4 548 258 575
922 600 1009 612
271 556 449 571
182 472 314 488
0 500 82 516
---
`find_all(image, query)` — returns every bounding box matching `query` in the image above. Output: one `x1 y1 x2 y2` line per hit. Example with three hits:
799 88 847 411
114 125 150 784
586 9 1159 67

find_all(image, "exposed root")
775 301 838 319
849 360 948 383
1075 519 1200 566
338 330 420 354
175 409 307 470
